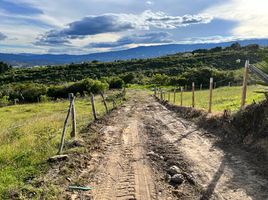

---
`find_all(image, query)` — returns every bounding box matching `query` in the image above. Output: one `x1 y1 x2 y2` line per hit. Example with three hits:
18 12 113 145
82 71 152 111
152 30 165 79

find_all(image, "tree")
109 77 125 89
0 62 11 73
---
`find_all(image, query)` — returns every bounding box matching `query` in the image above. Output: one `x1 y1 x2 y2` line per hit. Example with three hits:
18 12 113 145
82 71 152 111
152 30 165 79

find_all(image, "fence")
58 89 126 154
154 60 264 113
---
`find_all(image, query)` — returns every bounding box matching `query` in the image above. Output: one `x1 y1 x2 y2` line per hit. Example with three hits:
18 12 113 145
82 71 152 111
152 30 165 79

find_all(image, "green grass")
0 93 121 199
161 85 266 112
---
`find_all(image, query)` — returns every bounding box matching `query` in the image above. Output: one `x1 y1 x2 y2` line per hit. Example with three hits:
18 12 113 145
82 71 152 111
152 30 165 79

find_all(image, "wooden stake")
160 90 163 100
58 95 73 154
100 92 109 114
180 87 183 106
112 98 116 109
208 78 213 113
90 93 97 120
173 88 176 104
241 60 249 109
70 93 76 138
192 82 195 108
200 84 203 90
228 82 231 87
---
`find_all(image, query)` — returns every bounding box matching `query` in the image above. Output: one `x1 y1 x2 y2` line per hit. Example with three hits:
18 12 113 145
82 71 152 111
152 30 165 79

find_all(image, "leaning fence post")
208 78 213 113
173 88 176 104
90 93 97 120
58 94 73 154
70 93 76 138
100 92 109 114
241 60 249 109
192 82 195 108
180 87 183 106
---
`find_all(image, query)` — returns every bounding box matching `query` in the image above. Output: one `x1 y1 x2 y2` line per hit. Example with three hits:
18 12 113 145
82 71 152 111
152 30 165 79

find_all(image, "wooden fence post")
168 92 171 102
100 92 109 114
200 84 203 90
214 82 217 89
70 93 76 138
112 98 116 109
154 87 156 97
90 93 97 120
58 94 73 154
160 90 163 100
241 60 249 109
192 82 195 108
208 78 213 113
229 82 231 87
180 87 183 106
173 88 176 104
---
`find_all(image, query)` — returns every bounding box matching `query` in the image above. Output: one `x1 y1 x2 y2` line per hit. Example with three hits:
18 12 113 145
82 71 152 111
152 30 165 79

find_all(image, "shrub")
109 77 125 89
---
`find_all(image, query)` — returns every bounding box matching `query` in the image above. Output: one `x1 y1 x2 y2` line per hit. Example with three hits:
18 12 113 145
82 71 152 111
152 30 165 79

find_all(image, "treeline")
0 43 266 106
0 43 265 86
0 77 125 106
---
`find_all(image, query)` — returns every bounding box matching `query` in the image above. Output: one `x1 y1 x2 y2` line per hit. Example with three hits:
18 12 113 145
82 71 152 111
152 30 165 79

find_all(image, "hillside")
1 39 268 67
0 46 265 85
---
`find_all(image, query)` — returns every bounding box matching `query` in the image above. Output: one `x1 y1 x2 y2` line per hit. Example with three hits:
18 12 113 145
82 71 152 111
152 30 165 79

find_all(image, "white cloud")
204 0 268 38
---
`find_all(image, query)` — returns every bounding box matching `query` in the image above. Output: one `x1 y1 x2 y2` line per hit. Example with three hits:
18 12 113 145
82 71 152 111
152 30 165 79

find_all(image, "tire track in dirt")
73 91 268 200
88 100 172 200
143 98 268 200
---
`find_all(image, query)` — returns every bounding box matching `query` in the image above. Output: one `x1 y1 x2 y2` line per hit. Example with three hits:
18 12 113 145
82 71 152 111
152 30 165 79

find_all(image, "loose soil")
43 91 268 200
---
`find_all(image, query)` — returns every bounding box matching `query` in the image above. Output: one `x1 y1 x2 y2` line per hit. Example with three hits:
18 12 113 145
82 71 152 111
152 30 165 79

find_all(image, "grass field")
0 93 122 198
161 85 266 112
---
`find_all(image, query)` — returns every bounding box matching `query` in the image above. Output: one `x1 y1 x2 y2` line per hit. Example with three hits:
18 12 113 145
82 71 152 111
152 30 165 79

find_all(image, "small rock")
165 174 172 182
48 155 69 163
66 177 72 182
167 166 181 176
146 151 160 160
147 151 156 156
170 174 184 185
182 172 196 185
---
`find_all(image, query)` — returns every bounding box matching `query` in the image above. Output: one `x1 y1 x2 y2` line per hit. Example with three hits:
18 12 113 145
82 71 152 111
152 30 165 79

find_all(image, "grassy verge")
161 85 266 112
0 92 122 198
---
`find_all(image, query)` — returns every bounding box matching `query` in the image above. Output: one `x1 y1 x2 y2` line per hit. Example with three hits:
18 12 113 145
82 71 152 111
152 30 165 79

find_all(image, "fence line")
154 60 252 113
58 89 126 155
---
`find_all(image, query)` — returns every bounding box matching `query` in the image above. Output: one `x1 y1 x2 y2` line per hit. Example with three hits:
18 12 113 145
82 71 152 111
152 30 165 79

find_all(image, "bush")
0 83 47 103
47 78 109 99
109 77 125 89
0 96 10 107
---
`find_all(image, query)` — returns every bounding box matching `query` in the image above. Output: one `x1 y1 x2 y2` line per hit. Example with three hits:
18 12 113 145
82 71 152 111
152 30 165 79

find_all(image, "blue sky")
0 0 267 54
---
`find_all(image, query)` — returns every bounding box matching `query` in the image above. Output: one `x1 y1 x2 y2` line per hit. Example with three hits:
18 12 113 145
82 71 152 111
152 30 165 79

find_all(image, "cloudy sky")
0 0 267 54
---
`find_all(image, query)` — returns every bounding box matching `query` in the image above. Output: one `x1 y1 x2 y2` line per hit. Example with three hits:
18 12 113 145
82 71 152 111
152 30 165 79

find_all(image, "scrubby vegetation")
0 43 267 106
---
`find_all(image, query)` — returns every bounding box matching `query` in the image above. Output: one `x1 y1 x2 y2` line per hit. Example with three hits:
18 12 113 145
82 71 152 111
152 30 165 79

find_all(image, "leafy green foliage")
0 62 11 73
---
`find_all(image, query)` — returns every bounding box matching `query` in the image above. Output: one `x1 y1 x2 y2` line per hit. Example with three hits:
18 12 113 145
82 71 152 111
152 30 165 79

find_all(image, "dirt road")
77 91 268 200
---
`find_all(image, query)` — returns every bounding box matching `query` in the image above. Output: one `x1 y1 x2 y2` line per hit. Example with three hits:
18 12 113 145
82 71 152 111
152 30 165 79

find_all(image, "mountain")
1 39 268 67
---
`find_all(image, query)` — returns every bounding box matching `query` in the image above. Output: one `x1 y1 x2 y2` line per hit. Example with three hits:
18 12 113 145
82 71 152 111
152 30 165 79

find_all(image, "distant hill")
1 39 268 67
